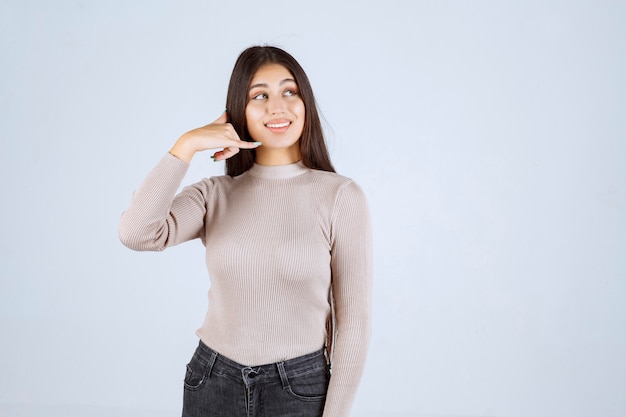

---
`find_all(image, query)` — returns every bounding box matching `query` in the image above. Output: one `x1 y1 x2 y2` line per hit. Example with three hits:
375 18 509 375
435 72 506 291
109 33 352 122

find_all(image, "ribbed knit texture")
119 153 372 417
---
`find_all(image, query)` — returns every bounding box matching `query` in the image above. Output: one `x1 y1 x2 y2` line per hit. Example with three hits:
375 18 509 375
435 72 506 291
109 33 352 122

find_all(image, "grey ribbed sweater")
119 153 372 417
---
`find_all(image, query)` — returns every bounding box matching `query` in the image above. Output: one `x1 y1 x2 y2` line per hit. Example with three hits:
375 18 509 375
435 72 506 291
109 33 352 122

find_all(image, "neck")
255 143 301 166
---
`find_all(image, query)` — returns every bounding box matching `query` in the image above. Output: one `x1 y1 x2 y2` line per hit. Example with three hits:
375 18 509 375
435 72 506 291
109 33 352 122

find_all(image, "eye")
284 89 298 97
251 92 267 100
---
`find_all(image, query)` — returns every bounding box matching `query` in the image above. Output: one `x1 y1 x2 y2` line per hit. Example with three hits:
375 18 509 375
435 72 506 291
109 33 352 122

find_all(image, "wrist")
169 134 196 163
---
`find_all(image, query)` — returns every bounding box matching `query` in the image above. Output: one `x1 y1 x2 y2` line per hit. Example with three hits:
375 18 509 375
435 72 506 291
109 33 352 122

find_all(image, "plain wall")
1 1 624 416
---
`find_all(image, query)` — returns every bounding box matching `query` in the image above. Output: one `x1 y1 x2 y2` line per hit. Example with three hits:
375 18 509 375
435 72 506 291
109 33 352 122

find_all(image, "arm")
323 181 373 417
119 112 261 251
118 153 207 251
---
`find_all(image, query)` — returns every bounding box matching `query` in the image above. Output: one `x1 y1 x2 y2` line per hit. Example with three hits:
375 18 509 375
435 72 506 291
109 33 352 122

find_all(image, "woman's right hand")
169 112 261 163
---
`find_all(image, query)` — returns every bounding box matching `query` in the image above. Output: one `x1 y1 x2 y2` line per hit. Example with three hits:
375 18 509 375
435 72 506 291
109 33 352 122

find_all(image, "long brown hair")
225 46 335 177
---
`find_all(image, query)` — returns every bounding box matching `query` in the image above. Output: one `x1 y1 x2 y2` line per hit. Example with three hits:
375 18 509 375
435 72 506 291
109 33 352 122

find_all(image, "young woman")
119 46 372 417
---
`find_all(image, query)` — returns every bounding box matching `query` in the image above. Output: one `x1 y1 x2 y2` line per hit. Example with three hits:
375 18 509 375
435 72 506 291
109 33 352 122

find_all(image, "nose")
267 95 286 114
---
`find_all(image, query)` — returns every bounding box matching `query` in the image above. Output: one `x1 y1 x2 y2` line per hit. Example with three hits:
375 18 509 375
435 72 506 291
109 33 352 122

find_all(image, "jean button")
248 371 257 378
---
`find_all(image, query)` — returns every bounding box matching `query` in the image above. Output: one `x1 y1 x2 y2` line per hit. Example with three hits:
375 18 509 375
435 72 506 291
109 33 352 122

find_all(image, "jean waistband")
194 340 327 383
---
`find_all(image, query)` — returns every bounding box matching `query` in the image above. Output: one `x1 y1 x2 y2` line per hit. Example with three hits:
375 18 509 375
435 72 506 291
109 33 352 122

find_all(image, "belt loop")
207 351 218 379
276 361 289 389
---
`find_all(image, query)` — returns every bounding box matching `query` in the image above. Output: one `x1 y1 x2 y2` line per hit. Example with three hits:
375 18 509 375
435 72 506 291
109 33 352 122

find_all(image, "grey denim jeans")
182 340 330 417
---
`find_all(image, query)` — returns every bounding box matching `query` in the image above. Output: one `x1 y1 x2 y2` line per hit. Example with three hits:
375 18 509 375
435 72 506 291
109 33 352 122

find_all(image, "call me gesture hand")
169 112 261 163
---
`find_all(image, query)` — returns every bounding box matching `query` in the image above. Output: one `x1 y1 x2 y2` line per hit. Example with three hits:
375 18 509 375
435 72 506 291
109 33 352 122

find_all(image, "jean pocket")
183 352 210 391
284 365 330 401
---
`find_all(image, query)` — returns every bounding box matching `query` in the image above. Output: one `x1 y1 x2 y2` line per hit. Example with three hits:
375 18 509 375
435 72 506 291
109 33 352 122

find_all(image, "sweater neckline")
247 160 309 179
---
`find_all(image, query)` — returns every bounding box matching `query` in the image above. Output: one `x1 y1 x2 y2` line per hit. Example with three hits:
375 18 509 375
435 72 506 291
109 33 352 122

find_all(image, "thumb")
212 111 228 125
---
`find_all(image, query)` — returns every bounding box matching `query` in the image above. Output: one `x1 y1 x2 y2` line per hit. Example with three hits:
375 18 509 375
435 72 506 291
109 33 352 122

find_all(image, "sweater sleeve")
118 153 209 251
323 180 373 417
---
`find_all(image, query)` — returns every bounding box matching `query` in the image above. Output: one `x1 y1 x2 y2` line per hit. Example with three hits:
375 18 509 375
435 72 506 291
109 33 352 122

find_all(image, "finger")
219 135 261 149
212 147 240 161
221 146 240 159
233 140 262 149
210 150 224 161
223 123 241 141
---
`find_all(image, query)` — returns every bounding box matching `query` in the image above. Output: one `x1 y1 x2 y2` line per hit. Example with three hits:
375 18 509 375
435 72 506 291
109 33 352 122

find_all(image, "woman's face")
245 64 305 156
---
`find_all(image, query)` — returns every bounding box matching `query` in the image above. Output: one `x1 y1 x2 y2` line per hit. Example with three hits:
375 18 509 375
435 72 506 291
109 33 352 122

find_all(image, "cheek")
293 100 305 118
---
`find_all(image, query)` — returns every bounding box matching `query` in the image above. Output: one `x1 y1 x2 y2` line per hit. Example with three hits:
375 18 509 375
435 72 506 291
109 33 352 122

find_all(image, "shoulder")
306 170 369 213
182 174 236 199
307 169 359 191
314 170 366 196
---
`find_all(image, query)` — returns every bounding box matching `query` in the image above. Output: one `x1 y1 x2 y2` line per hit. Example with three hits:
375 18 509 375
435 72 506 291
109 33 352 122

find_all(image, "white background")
1 1 624 416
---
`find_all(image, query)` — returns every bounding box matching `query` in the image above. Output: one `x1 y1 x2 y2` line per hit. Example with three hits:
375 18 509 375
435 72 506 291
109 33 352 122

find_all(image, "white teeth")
266 122 290 129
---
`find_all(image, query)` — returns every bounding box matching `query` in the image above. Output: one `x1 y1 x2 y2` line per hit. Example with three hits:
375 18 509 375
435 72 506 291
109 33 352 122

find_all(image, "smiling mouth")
265 122 291 129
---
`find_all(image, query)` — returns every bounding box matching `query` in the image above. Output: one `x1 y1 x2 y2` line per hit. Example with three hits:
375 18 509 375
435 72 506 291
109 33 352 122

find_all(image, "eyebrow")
249 78 297 90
